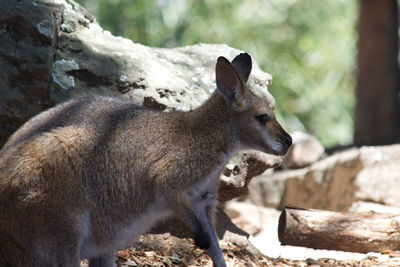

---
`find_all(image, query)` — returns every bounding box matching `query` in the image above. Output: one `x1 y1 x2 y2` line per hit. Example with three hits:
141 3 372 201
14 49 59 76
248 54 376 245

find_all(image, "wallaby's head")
215 53 292 156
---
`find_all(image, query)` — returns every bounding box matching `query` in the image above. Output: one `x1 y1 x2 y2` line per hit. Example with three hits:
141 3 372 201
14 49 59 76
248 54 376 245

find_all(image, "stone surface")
245 144 400 212
0 0 280 203
224 201 281 237
0 0 61 147
49 0 274 111
355 145 400 207
349 201 400 214
219 150 282 202
281 131 325 169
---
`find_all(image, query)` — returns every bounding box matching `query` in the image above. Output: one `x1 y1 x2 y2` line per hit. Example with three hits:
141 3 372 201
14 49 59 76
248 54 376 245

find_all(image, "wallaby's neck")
178 92 239 157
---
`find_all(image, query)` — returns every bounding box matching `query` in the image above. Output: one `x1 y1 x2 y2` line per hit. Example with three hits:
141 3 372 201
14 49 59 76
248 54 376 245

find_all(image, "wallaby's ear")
231 53 252 84
215 56 246 110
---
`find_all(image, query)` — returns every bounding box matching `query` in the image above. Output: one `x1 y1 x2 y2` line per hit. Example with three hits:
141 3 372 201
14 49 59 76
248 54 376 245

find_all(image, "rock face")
0 0 61 147
246 144 400 212
0 0 280 203
219 150 282 202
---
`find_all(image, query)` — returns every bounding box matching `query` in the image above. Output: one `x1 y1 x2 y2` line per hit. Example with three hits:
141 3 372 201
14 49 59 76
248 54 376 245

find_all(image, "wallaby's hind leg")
88 253 115 267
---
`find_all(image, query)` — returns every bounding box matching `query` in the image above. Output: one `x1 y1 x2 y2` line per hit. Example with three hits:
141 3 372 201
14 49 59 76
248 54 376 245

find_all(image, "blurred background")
76 0 400 149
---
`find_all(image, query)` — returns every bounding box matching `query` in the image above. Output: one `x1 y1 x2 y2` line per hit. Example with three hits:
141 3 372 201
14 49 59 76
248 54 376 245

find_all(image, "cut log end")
278 207 286 244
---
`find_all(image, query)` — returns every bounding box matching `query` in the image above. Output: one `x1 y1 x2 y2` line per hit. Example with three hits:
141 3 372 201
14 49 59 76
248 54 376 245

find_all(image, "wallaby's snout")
248 113 292 156
273 121 292 155
281 129 293 151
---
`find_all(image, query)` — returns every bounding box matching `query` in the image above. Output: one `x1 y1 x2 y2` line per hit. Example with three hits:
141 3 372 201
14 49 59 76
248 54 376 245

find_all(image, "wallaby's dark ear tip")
236 53 252 63
231 52 252 83
232 53 252 66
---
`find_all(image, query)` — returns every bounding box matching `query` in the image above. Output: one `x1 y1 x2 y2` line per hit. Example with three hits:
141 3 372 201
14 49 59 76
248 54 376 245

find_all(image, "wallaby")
0 53 292 267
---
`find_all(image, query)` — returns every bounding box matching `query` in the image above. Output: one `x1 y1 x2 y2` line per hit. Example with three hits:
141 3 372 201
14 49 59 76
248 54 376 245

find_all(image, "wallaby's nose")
283 133 292 147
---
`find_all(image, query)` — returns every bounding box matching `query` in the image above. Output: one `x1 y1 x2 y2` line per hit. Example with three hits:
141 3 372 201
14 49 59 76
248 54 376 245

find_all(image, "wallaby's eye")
255 114 270 124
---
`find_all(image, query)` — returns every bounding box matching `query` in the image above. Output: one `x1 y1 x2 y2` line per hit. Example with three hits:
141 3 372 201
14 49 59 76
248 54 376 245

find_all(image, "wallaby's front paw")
211 256 227 267
194 233 211 250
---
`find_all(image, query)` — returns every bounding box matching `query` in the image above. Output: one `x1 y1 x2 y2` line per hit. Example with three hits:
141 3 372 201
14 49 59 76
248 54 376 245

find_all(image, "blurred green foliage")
76 0 357 147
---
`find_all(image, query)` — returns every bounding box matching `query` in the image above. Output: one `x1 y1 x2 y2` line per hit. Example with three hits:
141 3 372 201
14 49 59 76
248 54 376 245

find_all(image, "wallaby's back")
1 96 142 154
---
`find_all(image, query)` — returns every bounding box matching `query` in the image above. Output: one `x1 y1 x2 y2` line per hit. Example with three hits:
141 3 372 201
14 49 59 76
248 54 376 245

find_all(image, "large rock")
246 145 400 212
219 150 282 202
0 0 280 203
0 0 61 147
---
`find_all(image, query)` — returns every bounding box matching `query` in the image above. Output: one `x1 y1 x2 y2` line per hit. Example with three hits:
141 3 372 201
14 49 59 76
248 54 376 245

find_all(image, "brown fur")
0 53 291 267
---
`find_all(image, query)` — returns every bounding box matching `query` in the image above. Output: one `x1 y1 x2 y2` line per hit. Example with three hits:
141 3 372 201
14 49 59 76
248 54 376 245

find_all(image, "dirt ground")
79 234 400 267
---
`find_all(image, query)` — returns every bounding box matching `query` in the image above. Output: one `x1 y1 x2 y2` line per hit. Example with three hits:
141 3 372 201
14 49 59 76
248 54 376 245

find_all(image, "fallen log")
278 206 400 253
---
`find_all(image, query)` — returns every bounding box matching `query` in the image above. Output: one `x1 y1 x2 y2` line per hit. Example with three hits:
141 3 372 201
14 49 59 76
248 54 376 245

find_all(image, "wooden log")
278 206 400 253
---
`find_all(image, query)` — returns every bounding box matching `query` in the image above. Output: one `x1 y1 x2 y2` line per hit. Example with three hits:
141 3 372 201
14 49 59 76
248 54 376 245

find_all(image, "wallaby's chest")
84 197 172 258
187 154 231 202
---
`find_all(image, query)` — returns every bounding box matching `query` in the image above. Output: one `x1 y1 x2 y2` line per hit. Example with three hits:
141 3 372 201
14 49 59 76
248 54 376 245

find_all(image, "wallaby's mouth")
270 145 290 156
269 133 292 156
277 145 291 156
